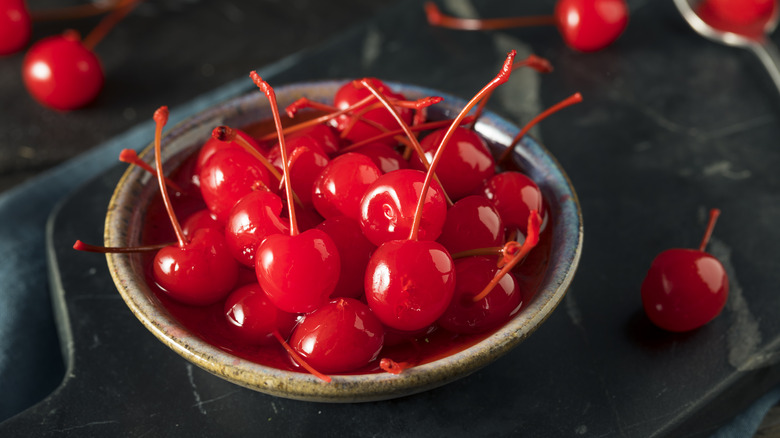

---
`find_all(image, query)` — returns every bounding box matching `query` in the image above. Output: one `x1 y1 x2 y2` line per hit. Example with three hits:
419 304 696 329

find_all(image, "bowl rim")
104 79 583 402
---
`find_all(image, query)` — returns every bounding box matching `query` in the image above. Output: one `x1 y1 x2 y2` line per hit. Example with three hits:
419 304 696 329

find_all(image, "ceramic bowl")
104 80 582 402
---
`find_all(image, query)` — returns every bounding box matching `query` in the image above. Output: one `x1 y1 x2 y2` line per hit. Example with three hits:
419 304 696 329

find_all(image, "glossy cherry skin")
290 298 385 373
641 249 729 332
365 239 455 331
224 190 289 267
267 135 329 205
481 171 545 233
288 124 341 156
702 0 774 26
316 216 377 299
437 195 504 254
438 256 523 334
22 32 104 110
224 283 299 346
0 0 31 56
412 127 495 201
255 229 340 313
311 152 382 220
182 209 223 237
359 169 448 246
194 129 265 181
351 143 409 174
554 0 629 52
153 228 240 306
198 148 271 223
333 78 413 146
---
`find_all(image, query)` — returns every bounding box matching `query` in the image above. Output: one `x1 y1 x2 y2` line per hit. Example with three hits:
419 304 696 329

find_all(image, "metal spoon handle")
750 40 780 95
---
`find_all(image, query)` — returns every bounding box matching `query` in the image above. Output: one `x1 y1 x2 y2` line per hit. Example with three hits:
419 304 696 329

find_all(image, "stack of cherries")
82 50 583 380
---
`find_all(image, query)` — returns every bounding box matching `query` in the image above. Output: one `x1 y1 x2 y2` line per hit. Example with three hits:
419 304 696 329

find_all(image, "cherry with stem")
250 72 341 314
364 51 517 332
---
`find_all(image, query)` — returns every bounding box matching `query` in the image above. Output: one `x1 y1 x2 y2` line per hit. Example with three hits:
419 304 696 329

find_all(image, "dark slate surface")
2 0 780 436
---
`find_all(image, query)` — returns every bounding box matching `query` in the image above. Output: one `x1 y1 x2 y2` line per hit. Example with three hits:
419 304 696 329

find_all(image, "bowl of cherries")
99 51 583 402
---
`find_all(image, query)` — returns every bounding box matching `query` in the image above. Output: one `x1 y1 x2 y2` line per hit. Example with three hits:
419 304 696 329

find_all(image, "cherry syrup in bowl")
104 80 582 402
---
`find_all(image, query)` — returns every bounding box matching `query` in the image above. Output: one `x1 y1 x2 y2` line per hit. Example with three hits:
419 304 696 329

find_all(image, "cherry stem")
498 92 583 165
468 55 554 130
379 358 411 375
210 126 304 208
251 72 299 236
357 78 454 206
119 149 185 193
450 246 503 259
408 50 517 241
338 116 476 153
698 208 721 252
424 1 556 31
259 94 376 142
82 0 141 51
472 210 541 302
152 107 188 248
272 331 331 383
30 0 127 21
73 240 171 253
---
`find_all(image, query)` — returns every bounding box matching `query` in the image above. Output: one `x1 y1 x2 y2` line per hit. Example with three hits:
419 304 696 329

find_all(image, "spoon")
673 0 780 94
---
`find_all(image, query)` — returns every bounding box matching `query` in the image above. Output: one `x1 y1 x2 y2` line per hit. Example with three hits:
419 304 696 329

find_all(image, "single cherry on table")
641 209 729 332
425 0 629 52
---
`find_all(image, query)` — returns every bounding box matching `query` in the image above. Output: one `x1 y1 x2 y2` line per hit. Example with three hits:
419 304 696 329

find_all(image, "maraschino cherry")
21 0 139 110
0 0 31 56
425 0 629 52
250 72 341 314
290 298 385 373
641 209 729 332
365 51 517 331
149 107 240 306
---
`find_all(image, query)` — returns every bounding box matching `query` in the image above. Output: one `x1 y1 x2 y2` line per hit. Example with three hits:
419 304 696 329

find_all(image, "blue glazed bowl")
104 80 582 402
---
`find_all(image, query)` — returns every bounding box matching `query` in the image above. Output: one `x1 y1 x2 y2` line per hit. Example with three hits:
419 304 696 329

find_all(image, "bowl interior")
104 80 582 402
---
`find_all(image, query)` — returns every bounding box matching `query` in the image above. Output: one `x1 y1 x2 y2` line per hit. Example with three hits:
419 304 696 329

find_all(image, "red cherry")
182 209 223 237
0 0 31 56
349 143 409 174
316 216 376 299
554 0 629 52
154 227 239 306
255 229 340 313
22 31 104 110
224 190 289 267
438 256 523 334
198 148 272 223
701 0 775 26
224 283 298 346
412 126 495 201
194 129 265 179
249 72 341 314
311 152 382 220
290 298 385 373
481 171 545 232
437 195 504 254
267 135 330 205
359 169 448 246
333 78 414 146
365 239 455 331
147 107 239 306
641 209 729 332
288 123 342 156
425 0 627 52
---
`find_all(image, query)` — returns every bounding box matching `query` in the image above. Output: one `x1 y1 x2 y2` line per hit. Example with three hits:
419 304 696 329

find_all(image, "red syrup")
137 123 553 377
